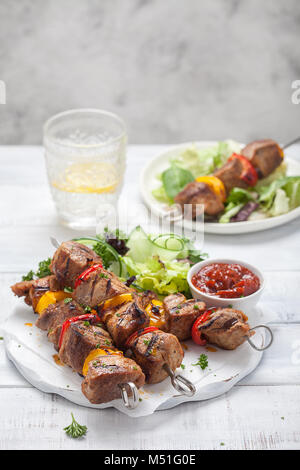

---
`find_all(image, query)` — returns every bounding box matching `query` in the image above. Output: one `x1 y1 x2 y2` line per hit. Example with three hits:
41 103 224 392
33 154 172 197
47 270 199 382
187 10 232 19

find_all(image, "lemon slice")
52 162 119 194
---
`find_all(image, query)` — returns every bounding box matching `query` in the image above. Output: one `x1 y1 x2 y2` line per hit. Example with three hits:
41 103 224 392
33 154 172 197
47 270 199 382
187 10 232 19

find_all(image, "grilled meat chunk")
50 241 102 288
36 299 84 349
82 355 145 404
59 321 115 373
74 268 130 307
214 157 249 193
126 330 184 384
198 308 254 350
174 182 224 218
163 294 206 341
102 299 150 348
11 280 34 298
10 275 61 308
241 139 283 178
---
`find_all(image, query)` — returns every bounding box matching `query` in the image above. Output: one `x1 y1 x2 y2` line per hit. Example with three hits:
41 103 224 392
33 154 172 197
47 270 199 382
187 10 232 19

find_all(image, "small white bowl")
187 258 265 310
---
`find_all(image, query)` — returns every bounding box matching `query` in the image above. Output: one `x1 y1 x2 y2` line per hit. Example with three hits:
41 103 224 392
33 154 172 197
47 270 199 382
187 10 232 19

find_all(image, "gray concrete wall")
0 0 300 145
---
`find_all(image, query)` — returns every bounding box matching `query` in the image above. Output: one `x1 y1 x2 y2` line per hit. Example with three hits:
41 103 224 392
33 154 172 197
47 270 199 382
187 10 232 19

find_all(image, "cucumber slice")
126 226 184 263
126 226 153 263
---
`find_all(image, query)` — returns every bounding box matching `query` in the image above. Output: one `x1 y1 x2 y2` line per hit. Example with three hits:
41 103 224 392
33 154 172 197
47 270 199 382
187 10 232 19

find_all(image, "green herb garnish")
22 270 34 281
64 298 72 304
192 354 208 370
83 321 90 326
194 304 199 310
180 364 185 370
64 287 73 293
84 306 92 313
64 413 87 439
21 258 51 281
35 258 52 278
143 339 150 346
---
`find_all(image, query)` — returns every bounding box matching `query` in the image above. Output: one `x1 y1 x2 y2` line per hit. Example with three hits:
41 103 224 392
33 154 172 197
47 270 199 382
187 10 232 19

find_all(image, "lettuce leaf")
122 255 191 296
268 188 290 216
171 140 241 178
162 164 194 199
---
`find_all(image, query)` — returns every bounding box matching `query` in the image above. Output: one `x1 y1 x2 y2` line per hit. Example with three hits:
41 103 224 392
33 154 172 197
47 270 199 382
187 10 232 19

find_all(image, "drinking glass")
44 109 127 229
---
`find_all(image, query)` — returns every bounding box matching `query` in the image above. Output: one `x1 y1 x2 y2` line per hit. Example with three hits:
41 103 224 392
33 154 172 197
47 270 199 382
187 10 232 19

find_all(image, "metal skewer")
282 136 300 150
246 324 273 351
163 364 196 397
119 382 139 409
50 236 60 248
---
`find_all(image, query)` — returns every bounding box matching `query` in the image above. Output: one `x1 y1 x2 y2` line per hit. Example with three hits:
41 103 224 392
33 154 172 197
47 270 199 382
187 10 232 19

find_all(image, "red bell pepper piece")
228 153 258 187
58 313 101 350
191 308 216 346
124 326 159 349
74 263 103 289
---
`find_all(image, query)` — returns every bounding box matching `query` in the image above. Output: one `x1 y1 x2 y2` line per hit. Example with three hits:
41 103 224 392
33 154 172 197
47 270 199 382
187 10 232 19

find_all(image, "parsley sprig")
64 413 87 439
192 354 208 370
22 258 52 281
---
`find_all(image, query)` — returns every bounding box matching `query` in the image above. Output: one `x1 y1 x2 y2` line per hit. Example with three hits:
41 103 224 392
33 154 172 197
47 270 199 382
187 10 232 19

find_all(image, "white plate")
1 304 272 417
140 141 300 234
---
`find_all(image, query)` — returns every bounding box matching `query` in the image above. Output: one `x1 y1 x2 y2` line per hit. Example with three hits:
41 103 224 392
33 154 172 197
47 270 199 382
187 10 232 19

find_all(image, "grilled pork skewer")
174 139 284 218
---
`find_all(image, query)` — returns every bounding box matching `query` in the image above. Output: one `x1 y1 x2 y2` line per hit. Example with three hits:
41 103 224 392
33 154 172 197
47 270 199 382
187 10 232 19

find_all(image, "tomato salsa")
191 263 260 298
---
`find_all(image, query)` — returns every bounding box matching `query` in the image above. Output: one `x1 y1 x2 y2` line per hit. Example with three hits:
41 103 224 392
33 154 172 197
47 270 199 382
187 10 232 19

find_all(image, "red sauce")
192 263 260 298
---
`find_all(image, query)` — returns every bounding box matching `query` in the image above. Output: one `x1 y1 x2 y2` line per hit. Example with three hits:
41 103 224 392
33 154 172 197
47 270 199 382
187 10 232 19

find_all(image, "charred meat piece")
102 299 150 349
29 276 61 310
36 299 84 350
10 275 61 308
163 294 206 341
198 308 254 350
174 182 224 219
126 330 184 384
11 279 35 299
50 241 102 288
59 321 115 373
82 355 145 404
241 139 283 178
214 158 249 193
74 268 130 307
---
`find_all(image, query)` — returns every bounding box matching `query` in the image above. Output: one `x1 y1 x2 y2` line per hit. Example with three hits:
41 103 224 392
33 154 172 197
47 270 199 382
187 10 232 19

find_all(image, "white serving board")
140 141 300 234
1 304 273 417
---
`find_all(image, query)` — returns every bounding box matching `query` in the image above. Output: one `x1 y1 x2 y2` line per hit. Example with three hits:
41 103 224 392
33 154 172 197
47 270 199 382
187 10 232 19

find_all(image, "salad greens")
162 165 194 200
74 226 207 297
257 176 300 217
219 188 257 224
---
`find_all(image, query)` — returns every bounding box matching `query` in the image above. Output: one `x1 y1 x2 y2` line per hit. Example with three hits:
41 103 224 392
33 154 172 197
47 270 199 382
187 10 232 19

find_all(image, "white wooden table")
0 145 299 450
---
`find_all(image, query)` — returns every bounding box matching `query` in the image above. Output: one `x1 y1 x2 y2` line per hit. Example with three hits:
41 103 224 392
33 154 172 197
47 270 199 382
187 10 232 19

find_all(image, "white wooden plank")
0 386 299 450
240 324 300 385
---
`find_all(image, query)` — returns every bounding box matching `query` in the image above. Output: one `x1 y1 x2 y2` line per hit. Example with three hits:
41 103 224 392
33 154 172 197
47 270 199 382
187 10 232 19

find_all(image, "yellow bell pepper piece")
102 293 133 311
35 291 70 315
145 299 166 329
195 176 226 201
82 348 123 376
